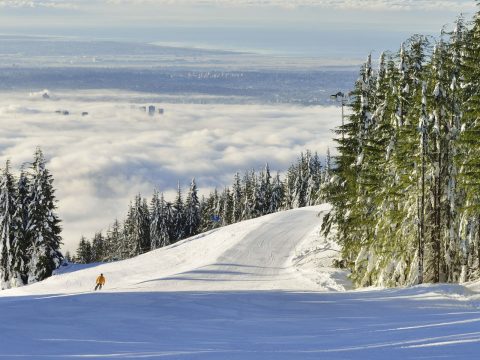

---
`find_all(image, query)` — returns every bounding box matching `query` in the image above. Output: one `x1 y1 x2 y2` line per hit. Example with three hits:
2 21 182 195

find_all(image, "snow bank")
292 216 352 291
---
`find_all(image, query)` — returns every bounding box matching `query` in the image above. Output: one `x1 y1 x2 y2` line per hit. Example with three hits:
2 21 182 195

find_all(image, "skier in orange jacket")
95 273 106 291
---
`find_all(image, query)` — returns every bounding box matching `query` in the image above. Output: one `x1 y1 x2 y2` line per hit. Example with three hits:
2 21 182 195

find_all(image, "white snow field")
1 205 480 359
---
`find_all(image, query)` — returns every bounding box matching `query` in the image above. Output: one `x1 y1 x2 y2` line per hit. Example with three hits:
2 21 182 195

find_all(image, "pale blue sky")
0 0 476 58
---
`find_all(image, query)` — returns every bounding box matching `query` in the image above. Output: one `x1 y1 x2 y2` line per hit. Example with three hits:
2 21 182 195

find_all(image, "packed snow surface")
1 205 480 359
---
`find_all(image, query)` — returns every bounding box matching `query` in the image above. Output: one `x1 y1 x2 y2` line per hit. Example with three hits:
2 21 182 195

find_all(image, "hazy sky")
0 0 476 57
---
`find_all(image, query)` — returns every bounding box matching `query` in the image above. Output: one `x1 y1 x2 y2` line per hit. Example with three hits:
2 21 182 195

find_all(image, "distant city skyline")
0 0 476 59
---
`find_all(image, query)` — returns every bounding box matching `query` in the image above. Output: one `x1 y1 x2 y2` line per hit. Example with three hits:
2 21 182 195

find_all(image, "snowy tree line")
0 149 63 289
74 151 330 263
323 11 480 287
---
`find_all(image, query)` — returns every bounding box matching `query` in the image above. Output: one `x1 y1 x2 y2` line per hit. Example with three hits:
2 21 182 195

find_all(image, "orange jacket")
96 275 106 285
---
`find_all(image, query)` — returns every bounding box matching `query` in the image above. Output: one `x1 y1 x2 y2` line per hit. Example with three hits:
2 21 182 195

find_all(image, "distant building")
138 105 164 116
148 105 156 116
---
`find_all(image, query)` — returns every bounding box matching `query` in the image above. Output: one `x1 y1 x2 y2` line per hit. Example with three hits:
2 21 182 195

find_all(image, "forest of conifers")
73 151 329 264
0 150 62 289
322 8 480 287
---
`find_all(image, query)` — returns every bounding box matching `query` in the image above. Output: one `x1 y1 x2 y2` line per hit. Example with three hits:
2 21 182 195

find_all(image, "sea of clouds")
0 90 339 251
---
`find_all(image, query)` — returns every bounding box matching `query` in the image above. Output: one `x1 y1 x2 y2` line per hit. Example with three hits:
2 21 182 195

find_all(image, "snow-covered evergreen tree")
76 236 93 264
220 188 233 227
241 171 255 220
0 161 17 289
107 219 123 261
91 232 106 262
270 172 284 214
26 149 63 284
11 168 31 286
130 195 151 255
306 152 322 206
184 179 201 238
149 190 163 250
255 164 272 215
159 195 173 247
457 12 480 281
172 184 185 241
231 172 243 223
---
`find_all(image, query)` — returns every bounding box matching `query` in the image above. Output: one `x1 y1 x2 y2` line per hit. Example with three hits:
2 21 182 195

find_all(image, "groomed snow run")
1 205 480 359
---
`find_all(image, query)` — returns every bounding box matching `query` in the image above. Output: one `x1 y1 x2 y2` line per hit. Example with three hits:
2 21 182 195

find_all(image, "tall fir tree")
76 236 93 264
26 149 63 284
130 195 151 256
91 232 106 262
150 189 163 250
11 168 31 286
231 172 243 223
172 184 185 241
107 219 123 260
184 179 201 238
0 161 17 289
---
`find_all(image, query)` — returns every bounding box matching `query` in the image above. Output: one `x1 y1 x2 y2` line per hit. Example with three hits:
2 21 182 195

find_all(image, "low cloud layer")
0 90 338 252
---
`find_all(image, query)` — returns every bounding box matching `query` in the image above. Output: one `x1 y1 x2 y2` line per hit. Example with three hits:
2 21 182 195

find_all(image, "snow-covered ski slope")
5 204 341 295
1 205 480 359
